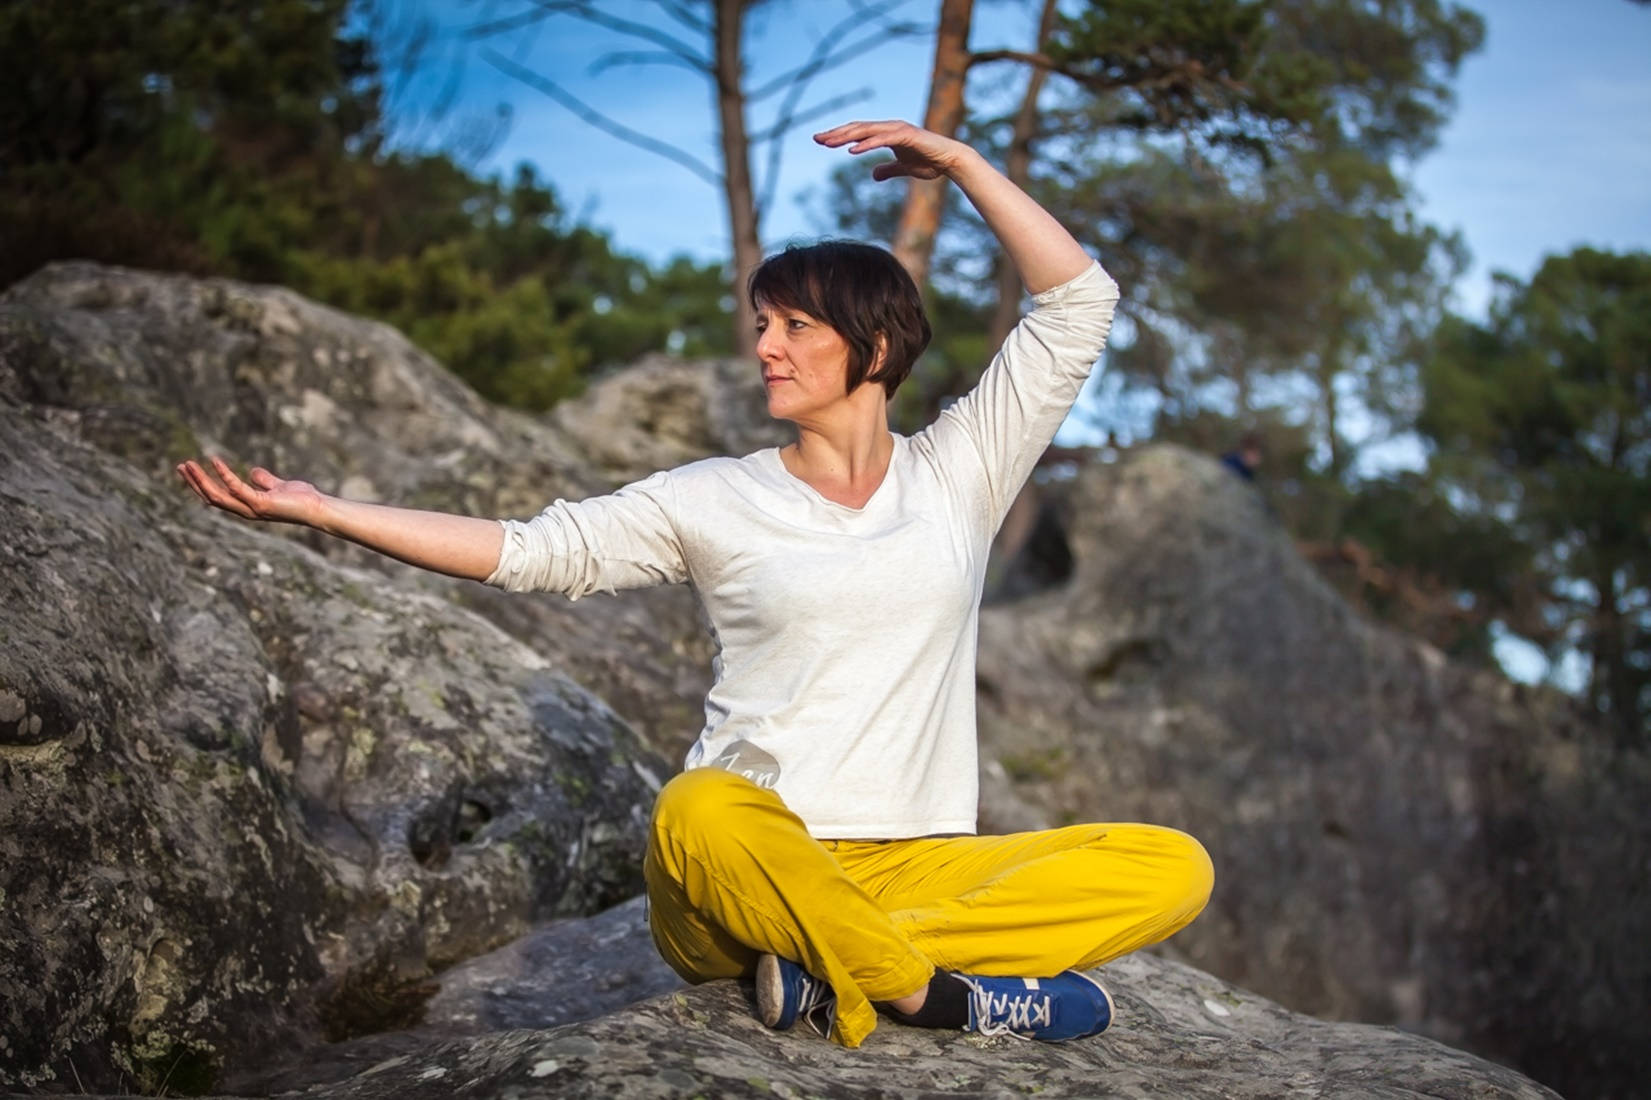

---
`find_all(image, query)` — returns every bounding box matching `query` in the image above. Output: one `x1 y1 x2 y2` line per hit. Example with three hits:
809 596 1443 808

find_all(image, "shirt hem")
805 819 977 841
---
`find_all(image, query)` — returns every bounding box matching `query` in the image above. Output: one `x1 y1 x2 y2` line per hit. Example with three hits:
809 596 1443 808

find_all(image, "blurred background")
3 0 1647 741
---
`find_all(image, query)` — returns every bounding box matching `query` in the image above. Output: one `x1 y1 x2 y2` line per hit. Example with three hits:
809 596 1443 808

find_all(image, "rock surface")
0 400 666 1089
219 899 1558 1100
975 448 1651 1097
0 263 1637 1097
0 261 726 763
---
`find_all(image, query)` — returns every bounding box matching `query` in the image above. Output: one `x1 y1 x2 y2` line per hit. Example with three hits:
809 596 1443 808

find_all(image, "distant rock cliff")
0 262 1639 1097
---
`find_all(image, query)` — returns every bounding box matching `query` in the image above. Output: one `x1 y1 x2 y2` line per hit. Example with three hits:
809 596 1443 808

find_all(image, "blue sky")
393 0 1651 316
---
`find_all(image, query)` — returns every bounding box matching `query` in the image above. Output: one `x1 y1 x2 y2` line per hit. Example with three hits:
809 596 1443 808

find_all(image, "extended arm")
812 120 1091 294
177 457 504 582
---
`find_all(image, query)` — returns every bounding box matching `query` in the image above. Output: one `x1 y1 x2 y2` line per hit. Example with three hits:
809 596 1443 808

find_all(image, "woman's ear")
872 332 889 375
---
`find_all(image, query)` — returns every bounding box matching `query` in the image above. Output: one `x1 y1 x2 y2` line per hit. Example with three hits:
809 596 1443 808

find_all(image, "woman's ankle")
877 971 969 1029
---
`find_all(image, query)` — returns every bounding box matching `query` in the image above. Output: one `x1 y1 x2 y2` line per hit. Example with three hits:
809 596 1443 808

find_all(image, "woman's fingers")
814 119 909 152
212 457 269 515
175 458 258 519
190 460 256 518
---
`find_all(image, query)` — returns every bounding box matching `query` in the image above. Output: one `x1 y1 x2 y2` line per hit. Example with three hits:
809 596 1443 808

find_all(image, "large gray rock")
0 403 668 1092
0 262 720 764
221 896 685 1095
220 899 1557 1100
551 353 788 487
975 446 1651 1098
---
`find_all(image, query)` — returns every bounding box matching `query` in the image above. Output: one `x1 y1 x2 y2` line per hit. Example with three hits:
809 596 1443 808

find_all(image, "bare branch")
968 47 1061 73
589 49 708 78
460 7 551 41
755 85 877 217
481 48 723 189
525 0 711 70
748 90 876 144
646 0 711 35
747 7 926 102
751 0 919 217
845 0 925 35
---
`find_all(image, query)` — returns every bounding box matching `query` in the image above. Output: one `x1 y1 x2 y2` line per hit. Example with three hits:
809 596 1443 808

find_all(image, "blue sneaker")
962 970 1114 1040
755 953 837 1037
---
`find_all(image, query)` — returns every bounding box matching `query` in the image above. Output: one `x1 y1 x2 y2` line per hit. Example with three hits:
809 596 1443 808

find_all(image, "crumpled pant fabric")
643 767 1214 1048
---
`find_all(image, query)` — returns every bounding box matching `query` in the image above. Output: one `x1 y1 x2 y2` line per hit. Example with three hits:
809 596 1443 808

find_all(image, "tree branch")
969 47 1246 102
749 90 876 144
481 48 723 189
751 0 916 218
646 0 711 35
588 49 708 78
460 7 553 41
747 14 926 101
522 0 710 70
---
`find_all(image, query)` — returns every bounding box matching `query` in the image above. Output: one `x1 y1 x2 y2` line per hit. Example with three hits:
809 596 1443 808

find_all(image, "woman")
178 120 1213 1049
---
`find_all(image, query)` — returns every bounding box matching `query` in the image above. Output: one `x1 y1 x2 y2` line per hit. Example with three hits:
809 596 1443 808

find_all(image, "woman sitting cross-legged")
178 119 1214 1048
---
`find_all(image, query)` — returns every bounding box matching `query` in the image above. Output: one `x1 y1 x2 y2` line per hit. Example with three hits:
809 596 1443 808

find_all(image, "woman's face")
754 301 854 423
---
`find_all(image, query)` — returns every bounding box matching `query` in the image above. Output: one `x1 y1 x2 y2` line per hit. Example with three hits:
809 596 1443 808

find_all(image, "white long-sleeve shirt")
487 262 1120 837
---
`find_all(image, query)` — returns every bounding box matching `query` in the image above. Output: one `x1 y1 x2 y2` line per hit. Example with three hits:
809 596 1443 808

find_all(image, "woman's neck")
781 389 894 507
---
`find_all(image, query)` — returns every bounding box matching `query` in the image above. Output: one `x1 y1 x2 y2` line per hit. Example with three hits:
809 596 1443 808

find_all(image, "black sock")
878 970 970 1029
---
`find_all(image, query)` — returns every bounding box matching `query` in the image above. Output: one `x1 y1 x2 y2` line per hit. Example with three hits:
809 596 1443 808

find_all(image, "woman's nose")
755 326 782 361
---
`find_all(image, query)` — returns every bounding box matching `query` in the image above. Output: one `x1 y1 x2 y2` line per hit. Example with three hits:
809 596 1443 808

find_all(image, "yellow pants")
643 768 1214 1047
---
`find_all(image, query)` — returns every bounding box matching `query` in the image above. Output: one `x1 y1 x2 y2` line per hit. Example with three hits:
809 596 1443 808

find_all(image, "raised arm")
815 120 1118 532
177 456 504 582
812 120 1091 293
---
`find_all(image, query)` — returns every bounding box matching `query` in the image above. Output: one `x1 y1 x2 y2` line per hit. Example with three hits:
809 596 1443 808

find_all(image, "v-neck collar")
764 436 902 514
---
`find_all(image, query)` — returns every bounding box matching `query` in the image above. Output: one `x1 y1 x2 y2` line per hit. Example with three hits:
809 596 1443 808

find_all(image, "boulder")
551 353 788 487
222 898 1558 1100
0 262 723 764
975 446 1651 1097
0 404 668 1092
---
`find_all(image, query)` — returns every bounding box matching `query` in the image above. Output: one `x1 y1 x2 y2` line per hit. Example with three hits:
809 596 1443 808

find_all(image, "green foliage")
816 0 1507 672
1418 249 1651 742
1036 0 1481 469
0 0 733 410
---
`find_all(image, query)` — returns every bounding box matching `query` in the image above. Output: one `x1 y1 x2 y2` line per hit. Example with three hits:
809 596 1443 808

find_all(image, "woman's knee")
1157 827 1215 923
649 766 772 841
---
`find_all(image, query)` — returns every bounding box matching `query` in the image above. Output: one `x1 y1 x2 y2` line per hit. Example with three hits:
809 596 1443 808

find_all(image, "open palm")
176 457 325 526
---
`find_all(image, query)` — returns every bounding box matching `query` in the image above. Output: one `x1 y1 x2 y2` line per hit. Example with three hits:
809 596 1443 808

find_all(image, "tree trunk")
1318 325 1345 477
1590 561 1640 746
986 0 1060 353
713 0 761 359
892 0 974 288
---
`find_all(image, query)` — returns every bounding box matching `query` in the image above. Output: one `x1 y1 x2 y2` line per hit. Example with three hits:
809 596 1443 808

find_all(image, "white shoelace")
969 982 1053 1038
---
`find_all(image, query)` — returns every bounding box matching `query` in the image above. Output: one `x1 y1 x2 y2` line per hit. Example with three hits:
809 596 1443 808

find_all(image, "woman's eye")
787 318 807 331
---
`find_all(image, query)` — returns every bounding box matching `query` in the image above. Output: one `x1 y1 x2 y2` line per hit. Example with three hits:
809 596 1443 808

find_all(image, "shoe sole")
755 953 791 1029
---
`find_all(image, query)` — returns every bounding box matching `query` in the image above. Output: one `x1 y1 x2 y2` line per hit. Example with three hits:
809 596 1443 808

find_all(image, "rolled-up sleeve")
484 470 688 599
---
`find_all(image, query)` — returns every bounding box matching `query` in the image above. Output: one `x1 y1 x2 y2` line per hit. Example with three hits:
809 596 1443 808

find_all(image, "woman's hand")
817 118 1091 295
813 120 975 182
176 457 326 527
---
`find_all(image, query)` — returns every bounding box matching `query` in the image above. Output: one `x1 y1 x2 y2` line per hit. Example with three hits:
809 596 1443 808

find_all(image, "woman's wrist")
310 491 347 536
944 145 998 190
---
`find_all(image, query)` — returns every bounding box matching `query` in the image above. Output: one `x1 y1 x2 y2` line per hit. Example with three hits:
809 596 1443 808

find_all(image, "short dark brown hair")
747 240 931 397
